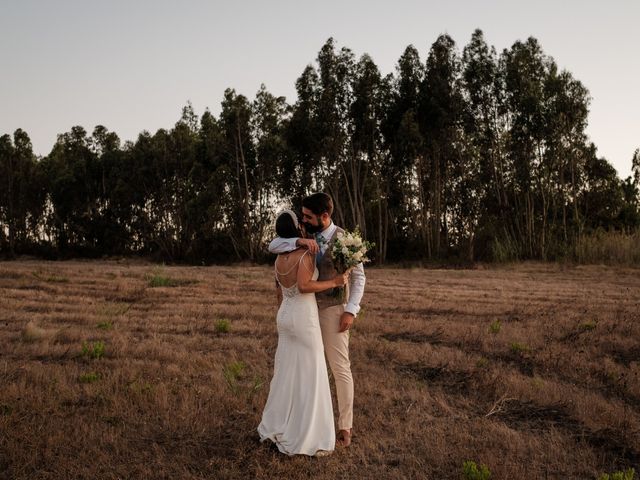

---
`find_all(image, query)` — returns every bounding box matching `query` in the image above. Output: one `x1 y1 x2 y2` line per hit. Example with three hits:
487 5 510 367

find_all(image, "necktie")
315 233 325 265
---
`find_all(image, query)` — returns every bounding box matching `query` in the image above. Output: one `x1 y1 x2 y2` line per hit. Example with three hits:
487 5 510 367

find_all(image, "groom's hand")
339 312 354 332
296 238 320 254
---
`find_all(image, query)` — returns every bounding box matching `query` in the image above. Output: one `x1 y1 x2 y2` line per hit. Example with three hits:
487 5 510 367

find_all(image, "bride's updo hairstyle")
275 209 300 238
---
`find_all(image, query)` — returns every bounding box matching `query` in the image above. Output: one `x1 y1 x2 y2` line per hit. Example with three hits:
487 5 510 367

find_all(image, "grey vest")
316 226 349 310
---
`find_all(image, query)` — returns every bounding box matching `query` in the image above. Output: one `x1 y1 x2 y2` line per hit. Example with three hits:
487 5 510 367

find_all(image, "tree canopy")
1 31 638 263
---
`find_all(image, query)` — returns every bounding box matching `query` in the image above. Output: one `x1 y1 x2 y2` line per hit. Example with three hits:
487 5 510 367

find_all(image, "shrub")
488 319 501 334
79 372 101 383
598 468 635 480
81 341 105 359
575 229 640 265
215 319 230 333
148 274 173 287
510 342 529 354
463 460 491 480
491 236 519 263
579 321 596 331
97 321 113 330
476 357 489 368
223 361 246 393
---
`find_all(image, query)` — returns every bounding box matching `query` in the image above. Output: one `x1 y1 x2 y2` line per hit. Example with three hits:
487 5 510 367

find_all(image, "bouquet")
331 228 374 273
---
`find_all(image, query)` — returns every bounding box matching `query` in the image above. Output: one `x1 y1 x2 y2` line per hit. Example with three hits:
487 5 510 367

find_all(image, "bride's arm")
297 252 349 294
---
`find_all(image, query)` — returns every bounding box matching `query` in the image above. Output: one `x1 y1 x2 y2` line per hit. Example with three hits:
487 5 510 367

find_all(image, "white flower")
353 251 363 262
341 246 349 255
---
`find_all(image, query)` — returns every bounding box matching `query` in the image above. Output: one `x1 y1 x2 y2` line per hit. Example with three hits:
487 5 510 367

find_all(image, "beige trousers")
318 304 353 431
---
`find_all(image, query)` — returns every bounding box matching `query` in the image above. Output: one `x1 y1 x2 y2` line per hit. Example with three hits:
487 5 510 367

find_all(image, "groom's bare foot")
337 429 352 447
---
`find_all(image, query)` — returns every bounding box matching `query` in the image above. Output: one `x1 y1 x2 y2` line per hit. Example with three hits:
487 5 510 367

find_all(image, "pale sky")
1 0 638 178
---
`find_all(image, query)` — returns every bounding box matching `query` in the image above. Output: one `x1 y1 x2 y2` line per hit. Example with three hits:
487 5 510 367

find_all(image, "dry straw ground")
1 259 639 479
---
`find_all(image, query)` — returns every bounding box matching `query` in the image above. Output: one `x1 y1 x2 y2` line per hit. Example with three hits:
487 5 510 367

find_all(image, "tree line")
1 30 639 264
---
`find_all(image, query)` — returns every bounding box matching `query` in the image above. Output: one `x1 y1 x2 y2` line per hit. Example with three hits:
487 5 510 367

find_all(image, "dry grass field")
1 259 639 480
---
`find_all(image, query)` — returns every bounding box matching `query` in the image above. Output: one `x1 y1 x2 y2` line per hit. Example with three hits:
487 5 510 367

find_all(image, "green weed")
81 341 105 360
488 319 501 334
79 372 101 383
598 468 635 480
215 319 231 333
463 460 491 480
510 342 529 354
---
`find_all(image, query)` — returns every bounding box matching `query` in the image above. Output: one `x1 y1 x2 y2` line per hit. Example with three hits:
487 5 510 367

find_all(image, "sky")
1 0 638 178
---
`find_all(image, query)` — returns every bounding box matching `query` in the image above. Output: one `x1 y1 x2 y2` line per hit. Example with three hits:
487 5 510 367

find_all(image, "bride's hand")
333 270 351 287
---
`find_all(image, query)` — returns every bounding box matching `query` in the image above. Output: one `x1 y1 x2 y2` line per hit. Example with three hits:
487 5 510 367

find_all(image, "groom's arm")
268 237 320 254
339 262 365 332
344 262 366 317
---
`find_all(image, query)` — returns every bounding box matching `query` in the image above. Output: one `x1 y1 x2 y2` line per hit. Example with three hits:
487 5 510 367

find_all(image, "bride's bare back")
275 249 312 288
275 249 348 294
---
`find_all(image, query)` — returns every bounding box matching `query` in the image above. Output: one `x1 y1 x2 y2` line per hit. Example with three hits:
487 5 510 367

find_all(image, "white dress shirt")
268 221 366 317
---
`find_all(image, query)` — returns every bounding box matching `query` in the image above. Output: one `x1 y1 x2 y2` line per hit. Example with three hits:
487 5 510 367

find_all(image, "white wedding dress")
257 254 335 456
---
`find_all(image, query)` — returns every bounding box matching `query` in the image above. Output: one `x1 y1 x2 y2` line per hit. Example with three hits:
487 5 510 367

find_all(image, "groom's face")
301 207 328 234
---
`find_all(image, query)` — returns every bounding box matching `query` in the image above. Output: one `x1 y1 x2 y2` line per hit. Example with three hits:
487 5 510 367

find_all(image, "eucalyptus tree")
348 53 385 242
314 37 356 226
633 148 640 188
418 34 465 258
502 37 549 258
189 108 229 261
86 125 129 253
461 29 511 259
542 67 590 251
281 65 321 203
41 126 102 253
218 89 253 259
579 144 624 230
381 45 424 258
251 84 288 257
0 130 45 256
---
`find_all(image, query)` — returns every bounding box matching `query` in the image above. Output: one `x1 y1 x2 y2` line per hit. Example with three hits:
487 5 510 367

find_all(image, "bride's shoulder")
276 248 307 261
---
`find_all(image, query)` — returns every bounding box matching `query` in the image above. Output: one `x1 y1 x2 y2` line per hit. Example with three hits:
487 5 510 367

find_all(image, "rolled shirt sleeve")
268 237 299 254
344 262 366 317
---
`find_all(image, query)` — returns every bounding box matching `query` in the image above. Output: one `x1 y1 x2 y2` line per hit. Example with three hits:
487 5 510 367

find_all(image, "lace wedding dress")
257 252 335 456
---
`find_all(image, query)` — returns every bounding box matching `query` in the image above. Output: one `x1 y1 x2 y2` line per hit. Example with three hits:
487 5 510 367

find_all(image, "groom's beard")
303 220 324 234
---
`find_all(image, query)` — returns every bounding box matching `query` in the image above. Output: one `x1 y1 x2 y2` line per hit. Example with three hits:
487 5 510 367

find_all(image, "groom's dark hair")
275 211 300 238
303 192 333 216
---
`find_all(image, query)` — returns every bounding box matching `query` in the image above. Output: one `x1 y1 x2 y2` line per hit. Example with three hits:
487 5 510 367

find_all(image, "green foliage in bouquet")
331 227 374 273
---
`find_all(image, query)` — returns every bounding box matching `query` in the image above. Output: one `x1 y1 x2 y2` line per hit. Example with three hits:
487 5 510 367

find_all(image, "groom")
269 192 366 447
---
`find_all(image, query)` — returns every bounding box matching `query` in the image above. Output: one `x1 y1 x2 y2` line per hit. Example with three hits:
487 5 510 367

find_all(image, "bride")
258 209 350 457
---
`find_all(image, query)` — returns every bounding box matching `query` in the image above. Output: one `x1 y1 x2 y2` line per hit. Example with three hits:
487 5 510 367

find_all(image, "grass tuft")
97 321 113 330
488 318 501 334
81 341 105 360
510 342 529 355
78 372 101 383
463 460 491 480
215 319 231 333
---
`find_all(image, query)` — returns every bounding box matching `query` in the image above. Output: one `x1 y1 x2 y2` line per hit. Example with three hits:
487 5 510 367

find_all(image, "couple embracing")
257 192 366 457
